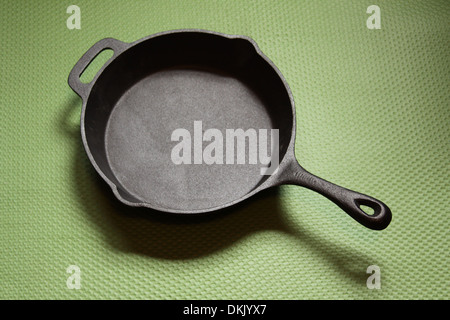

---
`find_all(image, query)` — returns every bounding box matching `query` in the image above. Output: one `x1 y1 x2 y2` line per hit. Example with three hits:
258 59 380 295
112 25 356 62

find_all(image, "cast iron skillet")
68 29 391 230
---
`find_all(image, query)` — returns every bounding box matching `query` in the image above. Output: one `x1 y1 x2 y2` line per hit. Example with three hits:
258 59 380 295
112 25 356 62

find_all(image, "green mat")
0 0 448 299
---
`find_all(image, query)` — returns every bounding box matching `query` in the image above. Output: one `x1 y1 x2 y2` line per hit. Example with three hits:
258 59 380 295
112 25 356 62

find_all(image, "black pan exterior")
69 30 391 230
69 30 295 213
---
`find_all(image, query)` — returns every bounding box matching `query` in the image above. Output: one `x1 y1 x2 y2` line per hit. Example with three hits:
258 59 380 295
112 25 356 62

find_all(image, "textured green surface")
0 0 449 299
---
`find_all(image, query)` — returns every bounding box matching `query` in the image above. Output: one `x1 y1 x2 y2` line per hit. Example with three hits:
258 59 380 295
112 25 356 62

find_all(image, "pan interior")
105 68 274 210
84 32 293 211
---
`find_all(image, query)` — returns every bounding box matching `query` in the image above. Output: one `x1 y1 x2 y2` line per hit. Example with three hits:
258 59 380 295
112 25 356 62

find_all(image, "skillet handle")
68 38 129 99
285 161 392 230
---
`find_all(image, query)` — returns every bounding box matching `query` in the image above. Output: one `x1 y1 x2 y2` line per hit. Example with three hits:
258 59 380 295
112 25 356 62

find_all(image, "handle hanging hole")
359 205 375 216
79 49 114 84
355 198 382 217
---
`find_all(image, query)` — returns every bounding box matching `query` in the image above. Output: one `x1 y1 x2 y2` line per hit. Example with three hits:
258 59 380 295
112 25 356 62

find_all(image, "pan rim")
79 29 298 214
